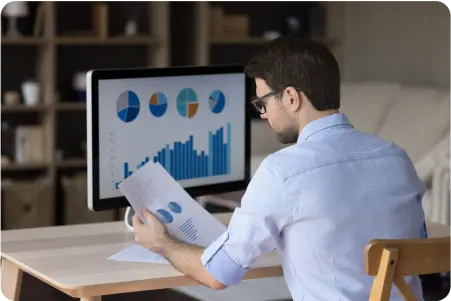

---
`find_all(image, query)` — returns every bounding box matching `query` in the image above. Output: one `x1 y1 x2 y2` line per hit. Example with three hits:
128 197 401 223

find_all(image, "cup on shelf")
125 20 138 36
21 80 40 106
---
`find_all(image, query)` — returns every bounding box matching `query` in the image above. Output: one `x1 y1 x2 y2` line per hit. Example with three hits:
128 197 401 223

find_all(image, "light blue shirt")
201 113 427 301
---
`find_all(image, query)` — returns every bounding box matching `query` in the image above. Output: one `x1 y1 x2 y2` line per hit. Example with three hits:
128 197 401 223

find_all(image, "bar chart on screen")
113 122 232 189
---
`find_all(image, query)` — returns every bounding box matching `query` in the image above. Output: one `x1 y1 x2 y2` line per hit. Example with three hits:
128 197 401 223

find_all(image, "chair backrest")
364 236 450 301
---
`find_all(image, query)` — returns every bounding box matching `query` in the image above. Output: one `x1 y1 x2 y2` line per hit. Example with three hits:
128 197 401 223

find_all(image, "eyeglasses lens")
253 101 265 113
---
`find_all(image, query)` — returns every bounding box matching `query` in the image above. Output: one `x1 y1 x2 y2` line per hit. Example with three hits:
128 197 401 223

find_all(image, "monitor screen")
87 66 251 211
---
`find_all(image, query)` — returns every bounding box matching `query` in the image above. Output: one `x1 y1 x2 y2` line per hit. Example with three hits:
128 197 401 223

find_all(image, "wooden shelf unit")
1 37 47 45
1 1 170 227
55 36 159 45
193 2 338 65
56 102 86 111
2 105 48 113
209 37 269 45
2 162 49 172
56 158 87 169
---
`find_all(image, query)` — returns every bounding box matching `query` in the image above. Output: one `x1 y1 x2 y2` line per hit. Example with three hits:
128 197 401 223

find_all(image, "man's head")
244 34 341 144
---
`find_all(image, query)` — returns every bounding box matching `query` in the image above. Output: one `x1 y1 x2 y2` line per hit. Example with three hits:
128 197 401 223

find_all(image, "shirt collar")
297 113 353 142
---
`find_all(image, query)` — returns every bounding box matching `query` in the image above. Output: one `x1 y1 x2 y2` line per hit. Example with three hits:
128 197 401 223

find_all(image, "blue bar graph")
175 142 180 180
115 123 232 187
170 149 174 179
124 162 129 180
208 132 213 176
165 144 170 172
227 123 231 174
212 133 216 176
223 144 226 176
181 143 185 180
218 128 222 174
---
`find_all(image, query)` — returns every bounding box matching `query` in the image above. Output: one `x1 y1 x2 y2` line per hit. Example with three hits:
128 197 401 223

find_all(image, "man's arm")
132 213 226 290
133 156 290 289
159 236 226 289
187 157 292 287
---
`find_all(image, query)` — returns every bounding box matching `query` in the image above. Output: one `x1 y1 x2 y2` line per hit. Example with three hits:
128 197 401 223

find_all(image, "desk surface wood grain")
0 213 282 298
2 211 449 299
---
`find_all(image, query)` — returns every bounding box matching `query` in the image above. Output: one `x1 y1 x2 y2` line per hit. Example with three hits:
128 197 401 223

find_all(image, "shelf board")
210 37 269 45
57 159 87 169
2 162 49 171
2 105 47 113
210 36 337 47
1 37 46 45
56 102 86 111
56 36 158 45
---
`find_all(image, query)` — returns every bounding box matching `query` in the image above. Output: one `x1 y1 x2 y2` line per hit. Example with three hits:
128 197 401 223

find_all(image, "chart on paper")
118 161 227 247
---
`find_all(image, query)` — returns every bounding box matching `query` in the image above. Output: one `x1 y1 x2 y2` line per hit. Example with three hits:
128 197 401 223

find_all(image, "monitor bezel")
87 65 252 212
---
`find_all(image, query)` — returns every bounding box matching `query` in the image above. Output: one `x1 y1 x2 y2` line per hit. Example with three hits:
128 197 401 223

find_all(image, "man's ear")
285 87 301 112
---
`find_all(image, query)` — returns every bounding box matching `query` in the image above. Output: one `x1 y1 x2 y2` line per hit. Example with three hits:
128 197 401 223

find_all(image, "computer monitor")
86 65 251 212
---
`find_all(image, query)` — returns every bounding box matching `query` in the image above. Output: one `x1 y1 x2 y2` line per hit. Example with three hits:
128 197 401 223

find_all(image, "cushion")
377 87 450 163
340 81 402 134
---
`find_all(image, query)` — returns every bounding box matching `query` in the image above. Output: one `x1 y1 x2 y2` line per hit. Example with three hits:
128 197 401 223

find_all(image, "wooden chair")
365 236 450 301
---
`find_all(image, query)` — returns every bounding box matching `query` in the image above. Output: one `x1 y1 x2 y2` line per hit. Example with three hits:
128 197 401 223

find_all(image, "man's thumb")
143 209 155 222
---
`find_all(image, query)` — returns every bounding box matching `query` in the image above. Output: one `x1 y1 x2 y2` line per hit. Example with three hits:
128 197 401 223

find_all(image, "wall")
328 2 450 89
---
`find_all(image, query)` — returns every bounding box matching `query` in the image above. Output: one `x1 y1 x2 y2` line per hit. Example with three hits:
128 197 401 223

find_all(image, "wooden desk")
2 212 449 301
0 213 282 301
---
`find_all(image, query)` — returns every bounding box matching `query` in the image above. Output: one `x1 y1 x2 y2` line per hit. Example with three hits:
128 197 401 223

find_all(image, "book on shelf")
15 126 46 164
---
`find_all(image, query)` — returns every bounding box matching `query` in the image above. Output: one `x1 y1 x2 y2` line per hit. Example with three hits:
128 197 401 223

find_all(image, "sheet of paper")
108 161 228 264
108 244 169 264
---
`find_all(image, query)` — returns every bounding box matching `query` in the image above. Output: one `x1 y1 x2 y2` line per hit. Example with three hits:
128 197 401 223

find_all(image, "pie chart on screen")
209 90 226 114
149 92 168 117
116 90 140 123
176 88 199 119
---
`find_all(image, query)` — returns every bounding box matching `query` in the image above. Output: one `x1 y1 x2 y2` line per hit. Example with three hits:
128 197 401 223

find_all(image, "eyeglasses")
251 91 278 114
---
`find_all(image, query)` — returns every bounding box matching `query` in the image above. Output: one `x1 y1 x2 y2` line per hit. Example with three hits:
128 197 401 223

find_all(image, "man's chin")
268 123 297 144
276 133 296 145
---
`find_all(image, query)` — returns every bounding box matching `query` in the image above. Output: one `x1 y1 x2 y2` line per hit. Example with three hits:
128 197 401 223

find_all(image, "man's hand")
132 210 170 254
132 209 225 290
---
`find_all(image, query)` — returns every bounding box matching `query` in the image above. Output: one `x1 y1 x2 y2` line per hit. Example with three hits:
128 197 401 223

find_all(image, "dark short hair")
244 34 340 111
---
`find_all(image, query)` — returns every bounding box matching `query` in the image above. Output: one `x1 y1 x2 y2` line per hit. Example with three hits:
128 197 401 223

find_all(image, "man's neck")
298 109 340 134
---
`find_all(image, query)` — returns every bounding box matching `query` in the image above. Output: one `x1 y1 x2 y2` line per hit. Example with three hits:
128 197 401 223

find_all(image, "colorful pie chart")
116 90 140 123
209 90 226 114
177 88 199 119
149 92 168 117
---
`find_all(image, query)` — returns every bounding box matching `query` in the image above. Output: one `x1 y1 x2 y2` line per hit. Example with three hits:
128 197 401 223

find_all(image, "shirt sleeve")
200 157 292 286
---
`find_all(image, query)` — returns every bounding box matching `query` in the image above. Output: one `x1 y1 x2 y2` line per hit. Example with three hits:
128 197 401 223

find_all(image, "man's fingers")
143 209 157 223
132 215 142 230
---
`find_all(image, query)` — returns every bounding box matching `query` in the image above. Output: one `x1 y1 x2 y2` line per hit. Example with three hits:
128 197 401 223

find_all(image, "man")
133 35 427 301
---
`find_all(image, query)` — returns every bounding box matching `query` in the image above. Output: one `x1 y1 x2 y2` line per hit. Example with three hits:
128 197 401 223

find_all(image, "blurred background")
0 1 449 301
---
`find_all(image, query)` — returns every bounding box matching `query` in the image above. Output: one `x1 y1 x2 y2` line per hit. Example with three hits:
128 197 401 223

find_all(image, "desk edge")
1 252 283 298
